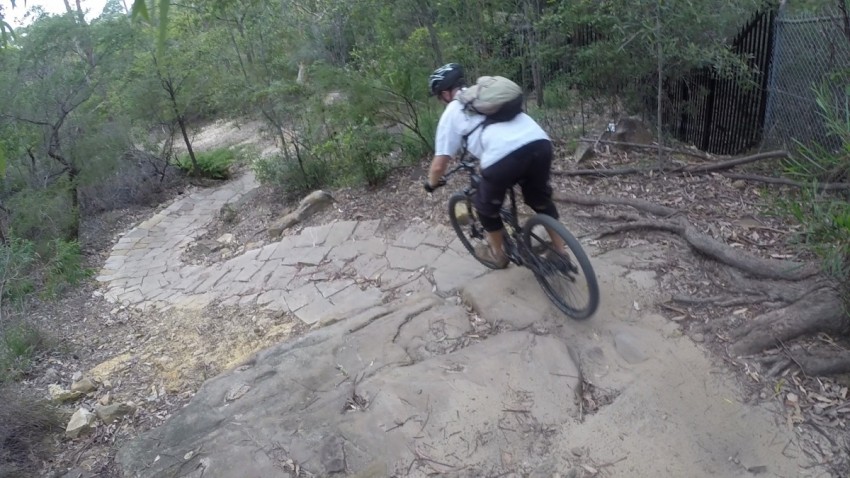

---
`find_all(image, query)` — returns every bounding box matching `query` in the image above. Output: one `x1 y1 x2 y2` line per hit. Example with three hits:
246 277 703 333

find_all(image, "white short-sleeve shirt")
434 93 550 169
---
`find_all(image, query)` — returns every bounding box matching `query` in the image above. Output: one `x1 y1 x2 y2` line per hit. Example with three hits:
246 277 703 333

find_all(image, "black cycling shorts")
474 139 558 231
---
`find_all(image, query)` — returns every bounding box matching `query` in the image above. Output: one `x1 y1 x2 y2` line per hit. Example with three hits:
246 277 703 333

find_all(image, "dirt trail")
84 120 812 477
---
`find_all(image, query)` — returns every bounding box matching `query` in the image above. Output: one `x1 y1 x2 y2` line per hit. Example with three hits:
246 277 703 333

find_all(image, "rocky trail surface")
91 165 807 477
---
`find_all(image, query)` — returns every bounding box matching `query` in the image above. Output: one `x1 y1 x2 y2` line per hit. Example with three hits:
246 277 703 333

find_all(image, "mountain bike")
428 151 600 320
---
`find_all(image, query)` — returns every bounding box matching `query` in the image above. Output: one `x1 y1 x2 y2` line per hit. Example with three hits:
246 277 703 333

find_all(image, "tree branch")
673 151 789 174
722 172 850 192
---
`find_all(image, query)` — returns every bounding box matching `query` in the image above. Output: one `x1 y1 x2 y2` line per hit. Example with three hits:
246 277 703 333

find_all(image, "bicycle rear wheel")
448 192 503 269
522 214 599 320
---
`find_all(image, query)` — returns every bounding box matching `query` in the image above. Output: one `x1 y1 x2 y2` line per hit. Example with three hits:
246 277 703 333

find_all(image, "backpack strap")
461 118 493 148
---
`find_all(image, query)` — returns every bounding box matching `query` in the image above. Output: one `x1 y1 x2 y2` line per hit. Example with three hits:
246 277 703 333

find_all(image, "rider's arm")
428 101 462 188
428 155 451 187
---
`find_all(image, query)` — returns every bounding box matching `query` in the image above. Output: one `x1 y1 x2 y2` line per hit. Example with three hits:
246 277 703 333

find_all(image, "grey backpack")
457 75 524 123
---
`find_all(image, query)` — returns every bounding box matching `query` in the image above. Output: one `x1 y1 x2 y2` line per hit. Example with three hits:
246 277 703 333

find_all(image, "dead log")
722 172 850 192
673 151 788 174
577 138 713 161
553 150 789 178
553 192 679 217
729 287 849 357
596 217 821 281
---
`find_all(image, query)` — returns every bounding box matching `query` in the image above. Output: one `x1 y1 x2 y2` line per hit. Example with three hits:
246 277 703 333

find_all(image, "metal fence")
763 5 850 150
658 7 777 155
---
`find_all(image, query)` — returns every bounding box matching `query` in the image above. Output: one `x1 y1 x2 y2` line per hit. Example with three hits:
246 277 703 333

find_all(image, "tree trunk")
66 165 80 240
296 62 307 85
175 113 198 174
425 21 444 66
655 0 664 166
161 76 199 173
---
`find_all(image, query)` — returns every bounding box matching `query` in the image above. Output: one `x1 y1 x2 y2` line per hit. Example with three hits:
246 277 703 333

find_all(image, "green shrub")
176 148 236 179
0 320 48 383
6 184 78 243
775 189 850 282
252 153 333 198
774 83 850 285
42 239 91 298
0 384 64 476
0 238 36 304
323 122 395 187
1 237 90 306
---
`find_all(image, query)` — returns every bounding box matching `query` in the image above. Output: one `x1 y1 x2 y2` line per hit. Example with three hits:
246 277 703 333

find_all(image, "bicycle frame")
441 150 529 265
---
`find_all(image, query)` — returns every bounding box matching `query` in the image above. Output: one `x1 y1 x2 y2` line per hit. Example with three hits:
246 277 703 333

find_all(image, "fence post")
762 4 785 149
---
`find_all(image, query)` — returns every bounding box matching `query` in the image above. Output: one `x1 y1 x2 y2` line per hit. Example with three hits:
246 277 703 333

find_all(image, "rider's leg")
519 140 567 254
475 201 509 267
475 163 513 267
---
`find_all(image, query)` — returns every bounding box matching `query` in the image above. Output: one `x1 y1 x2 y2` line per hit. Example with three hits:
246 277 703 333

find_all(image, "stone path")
96 172 488 323
101 171 810 478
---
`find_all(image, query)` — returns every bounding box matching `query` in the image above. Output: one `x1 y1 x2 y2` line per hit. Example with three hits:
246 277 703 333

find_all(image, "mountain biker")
424 63 565 269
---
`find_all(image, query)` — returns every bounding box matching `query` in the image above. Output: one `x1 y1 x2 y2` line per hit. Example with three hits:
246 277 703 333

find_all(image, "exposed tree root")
791 349 850 376
573 191 848 380
596 217 820 281
671 294 773 308
554 192 678 217
729 288 848 357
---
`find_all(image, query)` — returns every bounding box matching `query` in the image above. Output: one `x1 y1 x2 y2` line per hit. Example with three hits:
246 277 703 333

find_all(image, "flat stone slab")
116 293 580 477
95 173 481 324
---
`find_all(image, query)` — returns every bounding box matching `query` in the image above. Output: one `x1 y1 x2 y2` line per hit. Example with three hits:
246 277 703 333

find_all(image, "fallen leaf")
811 393 835 404
582 464 599 475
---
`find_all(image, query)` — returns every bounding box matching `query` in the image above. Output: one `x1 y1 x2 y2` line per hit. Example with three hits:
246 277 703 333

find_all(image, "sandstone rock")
117 294 580 477
48 384 83 403
574 141 595 163
71 378 97 394
44 367 60 383
268 190 334 238
612 116 654 145
96 402 135 424
66 408 96 438
216 233 235 244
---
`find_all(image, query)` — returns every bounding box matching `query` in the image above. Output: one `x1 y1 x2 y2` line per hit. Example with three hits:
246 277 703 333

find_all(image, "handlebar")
423 156 478 193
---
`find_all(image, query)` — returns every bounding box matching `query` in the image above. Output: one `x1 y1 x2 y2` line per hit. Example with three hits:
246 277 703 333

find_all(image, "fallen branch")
578 137 714 161
596 217 821 281
553 150 789 178
553 192 679 217
673 150 789 174
553 166 644 177
722 172 850 192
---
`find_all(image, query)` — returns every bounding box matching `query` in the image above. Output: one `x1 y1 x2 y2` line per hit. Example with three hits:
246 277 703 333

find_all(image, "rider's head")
428 63 465 103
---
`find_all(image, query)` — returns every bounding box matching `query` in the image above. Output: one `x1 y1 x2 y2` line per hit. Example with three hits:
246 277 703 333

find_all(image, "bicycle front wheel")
522 214 600 320
448 192 503 270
